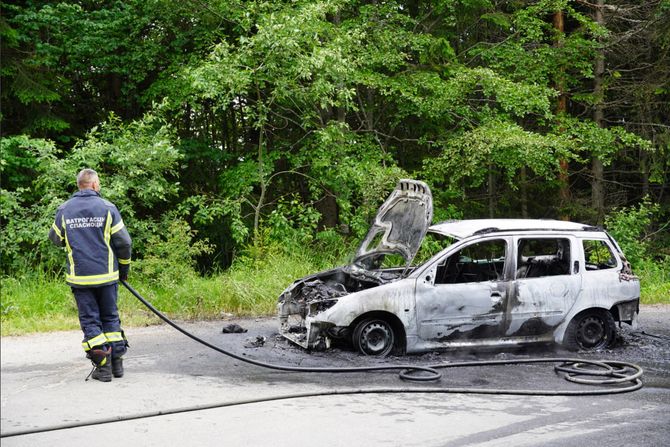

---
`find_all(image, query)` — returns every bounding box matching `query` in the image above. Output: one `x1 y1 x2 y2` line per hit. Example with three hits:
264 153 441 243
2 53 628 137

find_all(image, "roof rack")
472 226 601 235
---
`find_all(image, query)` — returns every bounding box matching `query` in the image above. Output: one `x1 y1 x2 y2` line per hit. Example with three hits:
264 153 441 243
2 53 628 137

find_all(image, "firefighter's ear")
92 180 100 192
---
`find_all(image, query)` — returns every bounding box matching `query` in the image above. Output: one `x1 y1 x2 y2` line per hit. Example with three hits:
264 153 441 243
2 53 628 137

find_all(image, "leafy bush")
605 198 669 304
134 216 213 287
0 111 181 276
605 197 659 268
266 195 321 247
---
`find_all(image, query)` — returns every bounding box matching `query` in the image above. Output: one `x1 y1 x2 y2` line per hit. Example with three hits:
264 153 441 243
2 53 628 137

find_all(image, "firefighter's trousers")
72 283 127 358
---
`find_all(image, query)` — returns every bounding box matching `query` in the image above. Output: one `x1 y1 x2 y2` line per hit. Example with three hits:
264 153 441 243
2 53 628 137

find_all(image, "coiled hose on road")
0 280 644 439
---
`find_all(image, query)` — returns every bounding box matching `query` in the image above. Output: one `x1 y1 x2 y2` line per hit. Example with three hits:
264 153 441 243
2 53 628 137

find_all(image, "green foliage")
0 111 181 275
0 136 62 273
49 110 181 212
298 122 407 238
485 0 602 86
0 274 78 334
177 195 249 245
636 259 670 305
133 217 213 287
605 197 660 268
413 233 456 266
1 0 228 138
559 117 653 163
0 135 43 192
266 196 321 246
604 199 670 304
423 119 566 189
220 249 328 315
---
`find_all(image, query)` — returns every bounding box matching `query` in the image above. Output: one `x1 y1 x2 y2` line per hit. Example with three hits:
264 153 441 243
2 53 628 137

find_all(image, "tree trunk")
253 86 266 240
253 126 265 238
591 0 606 223
316 195 339 230
520 167 529 218
109 74 122 115
641 149 650 198
554 9 570 220
638 105 652 200
488 164 496 218
592 158 605 221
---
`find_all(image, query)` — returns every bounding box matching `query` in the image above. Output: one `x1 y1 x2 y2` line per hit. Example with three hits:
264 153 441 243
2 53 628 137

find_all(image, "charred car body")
278 180 640 356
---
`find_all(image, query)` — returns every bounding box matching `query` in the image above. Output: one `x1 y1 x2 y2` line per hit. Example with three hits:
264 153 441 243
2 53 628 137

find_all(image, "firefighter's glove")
87 346 112 366
119 265 129 281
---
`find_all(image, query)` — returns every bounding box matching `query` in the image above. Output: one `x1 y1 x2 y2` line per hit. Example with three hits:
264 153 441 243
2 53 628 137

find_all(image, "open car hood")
354 179 433 267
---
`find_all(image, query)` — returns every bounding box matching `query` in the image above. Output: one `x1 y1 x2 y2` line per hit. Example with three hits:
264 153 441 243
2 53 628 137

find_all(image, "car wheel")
564 309 616 351
352 318 395 356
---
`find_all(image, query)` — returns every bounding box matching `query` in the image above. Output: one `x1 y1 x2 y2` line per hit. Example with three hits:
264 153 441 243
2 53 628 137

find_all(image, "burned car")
278 179 640 356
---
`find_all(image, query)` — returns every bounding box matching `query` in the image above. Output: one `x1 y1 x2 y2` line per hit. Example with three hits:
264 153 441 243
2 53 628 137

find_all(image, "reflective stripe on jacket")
48 190 132 287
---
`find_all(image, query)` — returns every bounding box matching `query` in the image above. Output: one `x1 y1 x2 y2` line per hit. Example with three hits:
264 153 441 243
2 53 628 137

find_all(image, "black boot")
112 357 124 378
89 348 112 382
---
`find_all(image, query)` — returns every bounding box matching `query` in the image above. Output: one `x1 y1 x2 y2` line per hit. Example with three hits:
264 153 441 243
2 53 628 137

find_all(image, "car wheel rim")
360 322 393 355
577 316 606 349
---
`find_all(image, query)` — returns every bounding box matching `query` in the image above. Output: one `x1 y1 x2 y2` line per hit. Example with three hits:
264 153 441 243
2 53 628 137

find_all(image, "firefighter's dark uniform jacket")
49 189 132 287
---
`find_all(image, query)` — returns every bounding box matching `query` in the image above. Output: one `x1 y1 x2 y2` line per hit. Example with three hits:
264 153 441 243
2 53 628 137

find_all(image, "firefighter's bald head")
77 169 100 192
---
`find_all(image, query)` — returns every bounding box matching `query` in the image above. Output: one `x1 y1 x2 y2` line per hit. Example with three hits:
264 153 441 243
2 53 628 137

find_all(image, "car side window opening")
435 239 506 284
516 237 571 279
583 239 617 271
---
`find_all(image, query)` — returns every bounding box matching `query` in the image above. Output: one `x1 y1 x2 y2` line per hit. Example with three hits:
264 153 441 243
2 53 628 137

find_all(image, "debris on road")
222 324 247 334
244 336 266 348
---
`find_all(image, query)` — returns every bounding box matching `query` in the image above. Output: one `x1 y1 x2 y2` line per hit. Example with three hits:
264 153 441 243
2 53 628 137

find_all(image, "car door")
579 237 638 311
414 237 511 342
507 235 582 336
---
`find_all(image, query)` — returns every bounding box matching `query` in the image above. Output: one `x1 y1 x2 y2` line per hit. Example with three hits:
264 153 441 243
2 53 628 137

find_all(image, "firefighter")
49 169 132 382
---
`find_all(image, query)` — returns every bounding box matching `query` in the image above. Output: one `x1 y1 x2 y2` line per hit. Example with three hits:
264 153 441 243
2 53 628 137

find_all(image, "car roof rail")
473 227 499 235
472 225 601 235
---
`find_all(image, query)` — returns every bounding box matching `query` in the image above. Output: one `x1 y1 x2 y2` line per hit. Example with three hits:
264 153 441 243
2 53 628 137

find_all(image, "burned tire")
563 309 616 351
352 318 395 356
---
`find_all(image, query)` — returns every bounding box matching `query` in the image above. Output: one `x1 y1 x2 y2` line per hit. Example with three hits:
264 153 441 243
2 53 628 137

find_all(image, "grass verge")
637 259 670 305
2 255 668 336
1 249 328 336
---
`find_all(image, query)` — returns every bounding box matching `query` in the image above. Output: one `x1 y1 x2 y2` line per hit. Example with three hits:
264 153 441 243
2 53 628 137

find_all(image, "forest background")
1 0 668 335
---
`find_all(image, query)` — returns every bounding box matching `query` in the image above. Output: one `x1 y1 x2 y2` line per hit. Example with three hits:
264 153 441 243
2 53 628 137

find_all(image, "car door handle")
491 292 503 304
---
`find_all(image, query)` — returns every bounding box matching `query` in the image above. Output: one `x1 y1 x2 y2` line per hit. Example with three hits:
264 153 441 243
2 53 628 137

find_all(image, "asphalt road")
2 304 669 446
